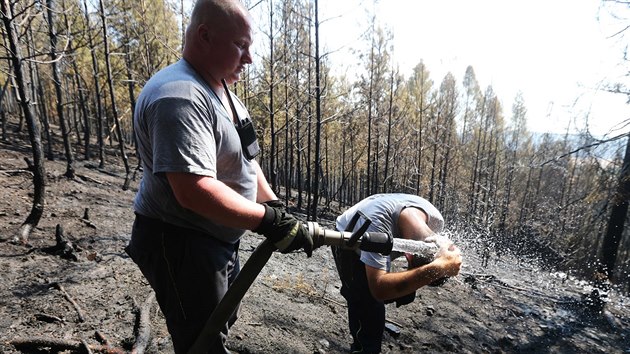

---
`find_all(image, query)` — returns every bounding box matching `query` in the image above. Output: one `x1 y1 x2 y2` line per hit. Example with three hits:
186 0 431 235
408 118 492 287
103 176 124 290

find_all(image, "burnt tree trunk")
267 2 277 192
305 23 312 217
294 42 303 210
63 6 91 161
99 0 131 189
1 0 46 243
27 27 54 161
120 0 138 177
310 0 322 220
282 6 290 206
83 0 105 165
383 67 394 193
600 134 630 280
46 0 75 178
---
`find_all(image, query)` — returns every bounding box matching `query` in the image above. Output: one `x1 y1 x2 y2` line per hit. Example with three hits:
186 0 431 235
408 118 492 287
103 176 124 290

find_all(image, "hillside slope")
0 141 628 353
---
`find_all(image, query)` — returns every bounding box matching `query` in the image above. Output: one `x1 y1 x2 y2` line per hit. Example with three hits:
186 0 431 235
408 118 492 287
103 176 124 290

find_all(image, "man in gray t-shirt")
124 1 312 353
332 193 462 353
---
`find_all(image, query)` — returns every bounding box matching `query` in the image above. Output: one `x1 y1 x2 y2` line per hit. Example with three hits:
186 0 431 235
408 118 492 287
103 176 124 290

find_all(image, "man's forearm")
167 172 265 230
368 263 447 301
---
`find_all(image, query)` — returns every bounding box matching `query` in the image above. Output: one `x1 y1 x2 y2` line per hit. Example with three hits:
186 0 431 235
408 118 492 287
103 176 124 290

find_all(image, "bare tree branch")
541 132 630 166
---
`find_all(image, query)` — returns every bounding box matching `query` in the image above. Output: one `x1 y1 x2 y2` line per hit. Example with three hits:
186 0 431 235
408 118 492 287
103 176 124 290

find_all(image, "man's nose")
242 49 253 64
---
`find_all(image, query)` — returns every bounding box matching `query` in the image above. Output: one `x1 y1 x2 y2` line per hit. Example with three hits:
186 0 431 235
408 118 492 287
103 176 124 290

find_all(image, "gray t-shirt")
133 59 257 243
336 193 444 271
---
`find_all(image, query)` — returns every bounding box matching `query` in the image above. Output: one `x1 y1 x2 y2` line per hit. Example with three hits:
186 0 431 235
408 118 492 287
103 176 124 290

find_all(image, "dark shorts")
126 213 240 354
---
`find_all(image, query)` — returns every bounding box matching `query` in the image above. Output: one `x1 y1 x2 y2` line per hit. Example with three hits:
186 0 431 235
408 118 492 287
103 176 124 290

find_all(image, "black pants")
126 214 240 354
331 246 384 354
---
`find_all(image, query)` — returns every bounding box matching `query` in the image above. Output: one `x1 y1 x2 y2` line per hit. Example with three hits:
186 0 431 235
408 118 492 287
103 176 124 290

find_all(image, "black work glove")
263 199 285 209
253 201 313 257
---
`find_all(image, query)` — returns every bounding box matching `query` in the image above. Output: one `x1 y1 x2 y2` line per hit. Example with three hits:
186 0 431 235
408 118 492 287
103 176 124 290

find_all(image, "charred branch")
52 282 86 322
130 292 155 354
9 336 124 354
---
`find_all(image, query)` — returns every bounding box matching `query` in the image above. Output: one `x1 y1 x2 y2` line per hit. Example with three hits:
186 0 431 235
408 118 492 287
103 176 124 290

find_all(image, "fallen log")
131 292 156 354
9 336 124 354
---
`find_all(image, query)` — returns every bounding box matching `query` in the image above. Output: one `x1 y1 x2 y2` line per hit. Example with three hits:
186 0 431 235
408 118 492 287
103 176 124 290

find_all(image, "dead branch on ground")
0 169 33 176
9 336 124 353
34 313 64 323
52 282 86 322
76 173 105 185
131 292 156 354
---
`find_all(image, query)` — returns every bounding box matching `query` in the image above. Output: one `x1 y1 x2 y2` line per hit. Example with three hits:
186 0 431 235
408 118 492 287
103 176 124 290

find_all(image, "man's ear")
198 24 212 44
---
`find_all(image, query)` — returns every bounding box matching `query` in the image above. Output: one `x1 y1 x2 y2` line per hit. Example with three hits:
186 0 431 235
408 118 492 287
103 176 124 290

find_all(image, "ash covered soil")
0 140 629 353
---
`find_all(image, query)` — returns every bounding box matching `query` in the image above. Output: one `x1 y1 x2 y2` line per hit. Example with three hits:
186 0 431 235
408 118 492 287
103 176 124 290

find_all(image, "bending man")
332 193 462 353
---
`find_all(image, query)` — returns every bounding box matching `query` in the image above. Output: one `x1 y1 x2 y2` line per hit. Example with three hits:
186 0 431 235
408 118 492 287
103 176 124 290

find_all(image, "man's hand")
253 201 313 257
433 244 462 278
406 236 461 287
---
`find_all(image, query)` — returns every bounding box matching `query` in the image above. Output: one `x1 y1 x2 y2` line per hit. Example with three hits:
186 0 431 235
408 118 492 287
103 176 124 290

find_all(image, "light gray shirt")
133 59 257 243
336 193 444 271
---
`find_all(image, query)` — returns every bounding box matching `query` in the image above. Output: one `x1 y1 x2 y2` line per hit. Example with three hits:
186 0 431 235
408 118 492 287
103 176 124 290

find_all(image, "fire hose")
187 220 393 354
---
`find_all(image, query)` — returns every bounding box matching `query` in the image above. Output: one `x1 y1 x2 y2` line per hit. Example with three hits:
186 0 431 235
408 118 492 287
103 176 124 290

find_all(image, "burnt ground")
0 134 629 354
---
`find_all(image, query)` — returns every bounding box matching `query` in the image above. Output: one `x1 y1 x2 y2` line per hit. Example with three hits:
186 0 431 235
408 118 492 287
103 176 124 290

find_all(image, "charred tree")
26 26 53 161
267 0 278 192
365 30 375 197
46 0 75 179
310 0 322 220
600 134 630 280
98 0 131 189
501 94 527 233
294 17 304 210
305 13 312 217
428 104 439 204
282 2 290 207
382 66 395 193
0 76 10 140
83 0 105 164
63 4 90 161
1 0 46 243
407 61 431 195
120 0 137 157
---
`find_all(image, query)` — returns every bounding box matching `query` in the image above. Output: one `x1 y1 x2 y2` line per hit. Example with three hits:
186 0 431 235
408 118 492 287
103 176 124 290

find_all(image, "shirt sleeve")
360 250 389 271
148 97 217 177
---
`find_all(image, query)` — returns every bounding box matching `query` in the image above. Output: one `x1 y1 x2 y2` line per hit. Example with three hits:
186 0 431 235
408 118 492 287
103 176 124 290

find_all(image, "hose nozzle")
306 221 393 254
